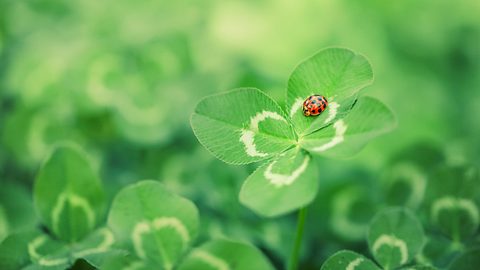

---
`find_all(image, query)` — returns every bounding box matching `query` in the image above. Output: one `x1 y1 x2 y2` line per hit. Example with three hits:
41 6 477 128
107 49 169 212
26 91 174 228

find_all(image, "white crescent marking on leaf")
191 250 230 270
132 217 190 265
74 228 115 257
290 98 304 117
312 120 348 152
52 192 95 236
240 111 287 157
324 101 340 124
372 234 408 264
240 130 268 157
264 155 310 187
346 257 364 270
431 196 479 225
28 235 69 266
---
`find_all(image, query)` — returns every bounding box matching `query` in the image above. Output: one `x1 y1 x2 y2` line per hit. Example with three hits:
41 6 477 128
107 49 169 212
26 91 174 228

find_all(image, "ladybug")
302 95 328 116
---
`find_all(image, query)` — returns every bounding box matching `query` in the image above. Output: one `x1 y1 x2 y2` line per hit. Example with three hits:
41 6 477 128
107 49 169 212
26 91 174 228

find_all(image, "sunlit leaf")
191 88 296 165
239 148 318 217
177 239 274 270
107 180 199 269
301 96 395 158
34 143 105 243
320 250 380 270
287 48 373 135
367 207 425 269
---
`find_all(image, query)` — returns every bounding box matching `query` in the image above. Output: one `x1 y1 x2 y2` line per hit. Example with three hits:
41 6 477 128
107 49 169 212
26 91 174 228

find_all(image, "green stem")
287 207 307 270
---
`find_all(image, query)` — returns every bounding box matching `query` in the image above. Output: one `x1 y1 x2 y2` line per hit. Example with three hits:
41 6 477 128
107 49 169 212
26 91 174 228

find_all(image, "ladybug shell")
302 95 328 116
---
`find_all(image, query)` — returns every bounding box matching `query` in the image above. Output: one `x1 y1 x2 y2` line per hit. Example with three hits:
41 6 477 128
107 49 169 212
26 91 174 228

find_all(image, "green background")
1 0 479 269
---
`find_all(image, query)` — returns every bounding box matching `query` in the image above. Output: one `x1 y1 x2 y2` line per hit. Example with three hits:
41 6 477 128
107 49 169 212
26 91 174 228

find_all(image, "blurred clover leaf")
107 180 199 269
0 230 42 270
321 250 381 270
380 142 445 211
177 239 275 270
105 180 274 270
191 47 396 216
0 143 119 270
0 206 7 242
367 207 425 269
322 207 428 270
0 146 275 270
416 164 480 268
447 248 480 270
34 144 106 243
426 165 479 242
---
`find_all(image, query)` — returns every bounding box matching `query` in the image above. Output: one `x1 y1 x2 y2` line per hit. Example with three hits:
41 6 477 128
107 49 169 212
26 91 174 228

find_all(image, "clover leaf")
0 143 117 270
321 207 428 270
191 47 396 216
321 250 381 270
1 144 275 270
367 207 425 269
34 143 105 243
0 231 42 270
105 180 275 270
287 47 373 136
177 239 275 270
448 248 480 270
426 165 479 242
107 180 199 269
191 87 296 165
240 148 318 217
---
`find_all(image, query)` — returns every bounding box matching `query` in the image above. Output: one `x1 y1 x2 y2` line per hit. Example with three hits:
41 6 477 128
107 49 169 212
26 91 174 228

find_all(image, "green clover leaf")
191 47 396 216
320 250 381 270
447 248 480 270
0 230 42 270
34 143 106 243
5 144 274 270
321 207 428 270
107 180 199 269
177 239 275 270
367 208 425 270
426 165 480 242
287 47 373 136
191 87 296 165
105 180 275 270
0 143 118 270
240 148 318 217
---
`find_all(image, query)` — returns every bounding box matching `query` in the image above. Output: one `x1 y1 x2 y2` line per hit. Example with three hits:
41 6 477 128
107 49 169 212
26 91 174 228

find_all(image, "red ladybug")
302 95 328 116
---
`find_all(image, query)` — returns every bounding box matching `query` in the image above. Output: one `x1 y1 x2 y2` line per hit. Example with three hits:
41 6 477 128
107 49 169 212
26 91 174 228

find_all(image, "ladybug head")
302 107 311 116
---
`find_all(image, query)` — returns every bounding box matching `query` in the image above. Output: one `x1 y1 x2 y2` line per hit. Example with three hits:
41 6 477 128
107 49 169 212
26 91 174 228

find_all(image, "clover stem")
287 207 307 270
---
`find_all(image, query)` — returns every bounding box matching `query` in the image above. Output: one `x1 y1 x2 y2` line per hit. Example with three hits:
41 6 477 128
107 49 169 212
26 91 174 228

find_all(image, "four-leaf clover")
191 48 396 216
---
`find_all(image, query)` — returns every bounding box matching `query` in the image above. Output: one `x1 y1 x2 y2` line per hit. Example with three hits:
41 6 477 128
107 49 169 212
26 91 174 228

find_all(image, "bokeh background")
0 0 479 269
